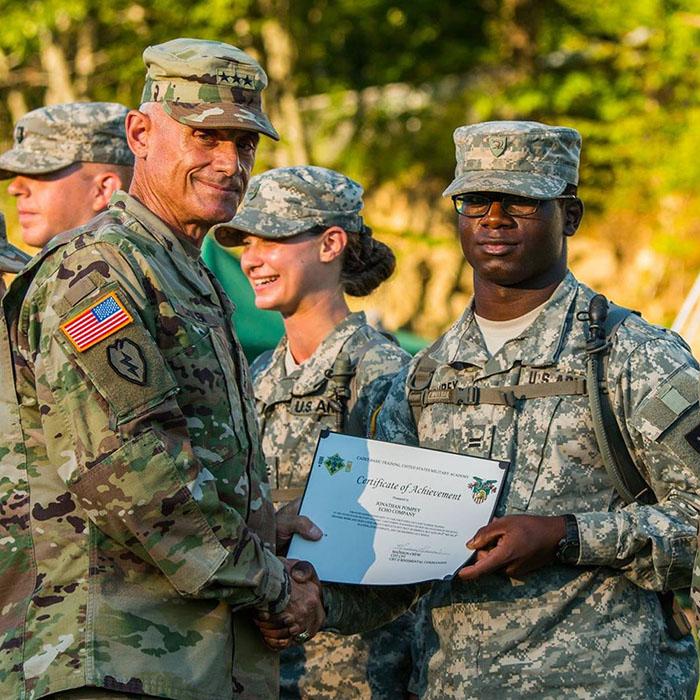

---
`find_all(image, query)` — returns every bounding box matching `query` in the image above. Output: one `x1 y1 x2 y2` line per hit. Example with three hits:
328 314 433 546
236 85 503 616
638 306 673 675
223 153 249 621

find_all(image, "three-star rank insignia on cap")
488 136 507 157
15 126 24 143
216 66 256 89
60 291 133 352
107 338 147 385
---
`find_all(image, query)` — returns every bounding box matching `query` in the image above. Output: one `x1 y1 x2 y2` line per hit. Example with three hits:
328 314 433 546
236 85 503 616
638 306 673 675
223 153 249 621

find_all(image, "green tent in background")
201 235 285 362
201 235 427 362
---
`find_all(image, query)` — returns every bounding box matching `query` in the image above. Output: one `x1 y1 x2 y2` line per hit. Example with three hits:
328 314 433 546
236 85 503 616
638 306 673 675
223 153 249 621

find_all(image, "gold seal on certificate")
287 430 509 585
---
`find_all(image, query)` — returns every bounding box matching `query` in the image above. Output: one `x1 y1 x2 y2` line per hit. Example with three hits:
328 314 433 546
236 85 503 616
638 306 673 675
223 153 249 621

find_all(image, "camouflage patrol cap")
141 38 279 140
213 165 365 246
443 120 581 198
0 102 133 180
0 212 31 273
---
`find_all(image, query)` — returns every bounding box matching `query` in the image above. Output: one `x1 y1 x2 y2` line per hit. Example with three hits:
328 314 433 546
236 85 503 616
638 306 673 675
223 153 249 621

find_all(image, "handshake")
255 498 325 649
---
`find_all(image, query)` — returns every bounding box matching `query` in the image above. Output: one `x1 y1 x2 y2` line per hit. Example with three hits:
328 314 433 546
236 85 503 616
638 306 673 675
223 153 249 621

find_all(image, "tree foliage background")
2 0 700 344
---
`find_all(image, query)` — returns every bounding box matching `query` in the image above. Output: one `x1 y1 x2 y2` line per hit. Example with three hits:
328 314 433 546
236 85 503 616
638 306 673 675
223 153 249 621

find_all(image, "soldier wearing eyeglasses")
297 121 700 699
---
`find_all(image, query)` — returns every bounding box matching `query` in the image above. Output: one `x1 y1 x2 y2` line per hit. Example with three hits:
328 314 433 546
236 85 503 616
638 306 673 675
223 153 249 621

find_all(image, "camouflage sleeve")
374 363 420 446
574 335 700 590
18 241 289 613
348 341 410 437
322 581 428 634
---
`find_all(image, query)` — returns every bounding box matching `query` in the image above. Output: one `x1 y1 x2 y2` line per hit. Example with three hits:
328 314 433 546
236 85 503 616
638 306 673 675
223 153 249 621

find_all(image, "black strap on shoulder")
407 339 442 427
324 331 386 432
334 333 395 433
582 294 655 505
585 298 690 640
325 351 354 432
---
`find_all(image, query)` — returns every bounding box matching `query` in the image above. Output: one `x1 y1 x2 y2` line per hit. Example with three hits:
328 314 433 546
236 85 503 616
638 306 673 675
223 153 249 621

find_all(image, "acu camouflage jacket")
0 193 289 700
250 313 411 699
251 312 408 495
326 272 700 699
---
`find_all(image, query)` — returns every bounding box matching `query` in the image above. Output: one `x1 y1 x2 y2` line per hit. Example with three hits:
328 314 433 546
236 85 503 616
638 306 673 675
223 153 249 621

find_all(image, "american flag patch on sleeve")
60 291 133 352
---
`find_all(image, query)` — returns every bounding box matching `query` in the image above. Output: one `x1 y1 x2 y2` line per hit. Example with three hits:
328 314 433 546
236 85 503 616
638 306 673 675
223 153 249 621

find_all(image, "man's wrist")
555 514 580 564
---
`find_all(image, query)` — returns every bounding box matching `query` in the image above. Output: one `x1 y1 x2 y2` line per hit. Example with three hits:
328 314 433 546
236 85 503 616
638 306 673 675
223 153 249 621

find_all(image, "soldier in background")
0 38 323 700
0 102 134 249
215 165 413 699
263 121 700 699
0 212 30 295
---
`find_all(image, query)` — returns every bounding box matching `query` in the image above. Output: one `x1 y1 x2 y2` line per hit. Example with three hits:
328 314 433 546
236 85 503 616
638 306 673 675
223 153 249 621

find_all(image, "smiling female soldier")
215 165 413 700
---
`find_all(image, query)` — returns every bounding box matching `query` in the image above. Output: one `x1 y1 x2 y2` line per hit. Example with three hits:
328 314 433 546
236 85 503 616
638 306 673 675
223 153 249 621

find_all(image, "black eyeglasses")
452 193 578 218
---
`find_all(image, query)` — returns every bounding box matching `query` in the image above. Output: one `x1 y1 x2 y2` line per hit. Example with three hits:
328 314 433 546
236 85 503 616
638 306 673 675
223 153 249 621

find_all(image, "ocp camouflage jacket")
0 193 288 700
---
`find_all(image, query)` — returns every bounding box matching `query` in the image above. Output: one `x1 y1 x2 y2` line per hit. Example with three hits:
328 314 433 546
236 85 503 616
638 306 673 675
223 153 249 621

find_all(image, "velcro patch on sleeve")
631 365 699 442
685 424 700 454
60 291 133 352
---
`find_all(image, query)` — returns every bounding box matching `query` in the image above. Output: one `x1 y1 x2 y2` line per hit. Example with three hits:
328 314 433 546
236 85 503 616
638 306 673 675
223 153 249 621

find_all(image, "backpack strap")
583 294 655 505
407 339 442 427
415 379 587 410
583 296 692 640
406 339 587 426
325 350 355 432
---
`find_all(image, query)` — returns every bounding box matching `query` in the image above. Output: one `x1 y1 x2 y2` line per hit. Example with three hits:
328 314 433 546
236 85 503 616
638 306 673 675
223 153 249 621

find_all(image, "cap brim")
164 101 280 140
0 149 76 180
442 171 568 199
213 209 311 247
0 245 31 273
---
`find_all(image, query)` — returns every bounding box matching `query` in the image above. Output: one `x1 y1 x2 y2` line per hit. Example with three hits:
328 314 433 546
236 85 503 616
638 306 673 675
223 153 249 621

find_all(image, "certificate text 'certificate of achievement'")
287 431 508 585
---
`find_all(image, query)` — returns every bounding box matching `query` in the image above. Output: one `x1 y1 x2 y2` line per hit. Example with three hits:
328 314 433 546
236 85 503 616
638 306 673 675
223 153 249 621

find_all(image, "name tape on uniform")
60 291 133 352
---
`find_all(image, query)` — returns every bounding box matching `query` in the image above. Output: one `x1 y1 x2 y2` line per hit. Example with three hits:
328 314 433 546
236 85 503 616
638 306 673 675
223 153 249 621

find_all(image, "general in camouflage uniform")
0 212 30 295
0 38 327 700
216 166 415 699
0 102 134 250
318 122 700 699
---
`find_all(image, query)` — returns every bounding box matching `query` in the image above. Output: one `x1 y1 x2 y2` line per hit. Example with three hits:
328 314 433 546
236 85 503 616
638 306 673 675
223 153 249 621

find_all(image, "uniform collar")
428 272 579 377
109 191 213 298
256 311 367 404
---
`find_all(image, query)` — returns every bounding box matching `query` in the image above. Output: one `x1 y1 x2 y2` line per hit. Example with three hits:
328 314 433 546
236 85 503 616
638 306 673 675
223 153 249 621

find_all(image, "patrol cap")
0 213 31 273
213 165 365 246
0 102 133 180
443 120 581 199
141 38 279 141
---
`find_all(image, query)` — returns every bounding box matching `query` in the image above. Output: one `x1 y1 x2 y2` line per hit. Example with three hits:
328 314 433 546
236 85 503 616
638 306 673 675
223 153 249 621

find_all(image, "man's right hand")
254 559 325 650
275 497 322 555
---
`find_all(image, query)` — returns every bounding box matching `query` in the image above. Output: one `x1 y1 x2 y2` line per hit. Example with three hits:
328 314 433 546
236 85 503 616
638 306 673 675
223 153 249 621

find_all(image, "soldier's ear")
125 109 151 159
319 226 347 263
90 170 123 212
563 198 583 237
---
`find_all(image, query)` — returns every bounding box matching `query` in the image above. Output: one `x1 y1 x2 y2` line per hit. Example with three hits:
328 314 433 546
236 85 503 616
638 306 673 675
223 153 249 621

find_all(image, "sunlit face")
457 191 581 289
136 109 259 230
240 233 332 316
7 164 104 248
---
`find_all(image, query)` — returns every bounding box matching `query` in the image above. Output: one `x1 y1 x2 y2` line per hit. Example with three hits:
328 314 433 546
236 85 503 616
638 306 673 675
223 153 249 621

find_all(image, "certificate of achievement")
286 430 508 585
